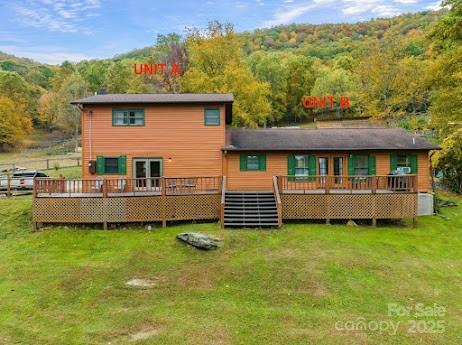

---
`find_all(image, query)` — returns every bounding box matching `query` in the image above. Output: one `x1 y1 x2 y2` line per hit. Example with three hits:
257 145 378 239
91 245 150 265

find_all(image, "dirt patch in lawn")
130 327 160 341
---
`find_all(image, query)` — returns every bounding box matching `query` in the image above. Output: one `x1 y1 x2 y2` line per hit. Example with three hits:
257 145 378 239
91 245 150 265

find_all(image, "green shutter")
258 154 266 171
348 154 356 176
409 154 418 174
240 154 247 171
308 155 316 176
288 154 295 181
118 155 127 175
96 156 104 174
368 155 376 176
390 154 398 172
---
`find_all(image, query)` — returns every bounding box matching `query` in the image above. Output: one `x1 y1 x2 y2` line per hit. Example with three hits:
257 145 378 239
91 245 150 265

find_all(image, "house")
32 93 439 229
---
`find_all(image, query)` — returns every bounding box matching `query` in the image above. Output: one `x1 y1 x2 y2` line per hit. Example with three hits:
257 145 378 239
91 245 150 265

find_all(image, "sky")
0 0 444 65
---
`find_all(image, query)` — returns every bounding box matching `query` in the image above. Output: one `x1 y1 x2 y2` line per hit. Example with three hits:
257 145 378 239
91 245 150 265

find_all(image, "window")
240 154 266 171
96 156 127 175
113 109 144 126
391 153 416 174
349 154 375 176
247 155 260 170
204 108 220 126
318 157 328 176
397 154 410 168
354 155 369 176
334 157 344 176
294 155 309 176
104 158 119 174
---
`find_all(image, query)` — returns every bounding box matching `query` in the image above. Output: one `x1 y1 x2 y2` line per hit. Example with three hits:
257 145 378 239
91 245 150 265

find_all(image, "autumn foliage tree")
181 21 271 127
0 96 32 149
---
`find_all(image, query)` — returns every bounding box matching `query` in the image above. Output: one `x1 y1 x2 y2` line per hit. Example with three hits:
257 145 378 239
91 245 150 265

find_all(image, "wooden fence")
0 157 81 173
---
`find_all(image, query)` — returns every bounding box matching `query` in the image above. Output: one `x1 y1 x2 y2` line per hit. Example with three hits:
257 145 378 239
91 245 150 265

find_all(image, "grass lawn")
0 150 80 165
45 166 82 179
0 195 461 344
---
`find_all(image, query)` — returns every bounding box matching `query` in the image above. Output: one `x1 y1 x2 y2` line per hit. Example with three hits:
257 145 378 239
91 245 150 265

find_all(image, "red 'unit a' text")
133 63 181 76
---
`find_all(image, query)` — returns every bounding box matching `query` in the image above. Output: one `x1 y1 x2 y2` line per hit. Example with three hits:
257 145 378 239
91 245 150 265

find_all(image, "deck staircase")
223 191 279 228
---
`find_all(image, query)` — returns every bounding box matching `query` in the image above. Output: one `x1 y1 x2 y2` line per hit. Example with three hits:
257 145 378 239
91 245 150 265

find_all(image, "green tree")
0 70 39 122
427 1 462 137
56 73 89 148
285 54 317 122
51 61 75 91
182 22 271 127
77 60 110 93
434 128 462 193
0 96 32 149
311 66 359 116
104 61 131 93
429 0 462 50
248 51 289 123
356 37 428 122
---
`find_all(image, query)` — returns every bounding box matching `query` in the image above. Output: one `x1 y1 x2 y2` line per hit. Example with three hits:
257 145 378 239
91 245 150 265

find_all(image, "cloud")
0 45 100 64
263 2 318 27
426 0 443 10
342 0 401 17
262 0 412 27
393 0 417 3
13 0 101 33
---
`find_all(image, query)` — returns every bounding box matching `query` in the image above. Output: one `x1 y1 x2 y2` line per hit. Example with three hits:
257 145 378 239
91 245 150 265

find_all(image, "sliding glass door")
133 158 162 190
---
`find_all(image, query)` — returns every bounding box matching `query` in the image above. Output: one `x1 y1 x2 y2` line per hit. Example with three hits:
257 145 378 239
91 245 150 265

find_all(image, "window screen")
204 108 220 125
113 109 144 126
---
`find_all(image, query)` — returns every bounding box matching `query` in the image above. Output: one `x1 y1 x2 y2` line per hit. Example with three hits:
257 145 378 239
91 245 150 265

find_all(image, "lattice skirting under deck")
281 193 417 219
33 194 221 224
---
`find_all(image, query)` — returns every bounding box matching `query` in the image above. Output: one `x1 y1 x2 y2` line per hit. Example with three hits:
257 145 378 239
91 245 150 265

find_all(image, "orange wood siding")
81 104 225 179
417 151 430 192
375 152 390 176
226 152 287 190
225 151 431 192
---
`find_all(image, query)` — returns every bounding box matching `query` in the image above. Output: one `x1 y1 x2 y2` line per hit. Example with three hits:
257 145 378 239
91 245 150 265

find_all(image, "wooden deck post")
372 218 377 227
102 179 108 230
220 176 226 228
6 174 11 198
161 177 167 228
272 176 283 228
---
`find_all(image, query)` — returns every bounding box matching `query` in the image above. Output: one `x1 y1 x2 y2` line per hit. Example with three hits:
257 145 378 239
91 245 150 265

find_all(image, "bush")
434 129 462 194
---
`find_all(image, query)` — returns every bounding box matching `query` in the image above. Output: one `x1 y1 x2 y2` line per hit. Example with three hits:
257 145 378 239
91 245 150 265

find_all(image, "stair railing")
272 176 283 228
220 176 227 228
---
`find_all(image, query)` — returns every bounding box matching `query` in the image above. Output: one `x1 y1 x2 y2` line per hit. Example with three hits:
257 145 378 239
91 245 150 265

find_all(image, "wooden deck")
32 175 418 228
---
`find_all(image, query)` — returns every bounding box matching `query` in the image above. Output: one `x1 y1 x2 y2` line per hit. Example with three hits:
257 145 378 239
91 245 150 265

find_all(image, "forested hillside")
0 7 460 183
0 10 444 140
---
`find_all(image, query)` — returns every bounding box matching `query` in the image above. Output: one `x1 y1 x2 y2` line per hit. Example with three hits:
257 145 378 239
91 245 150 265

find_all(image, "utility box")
88 160 96 175
418 193 434 216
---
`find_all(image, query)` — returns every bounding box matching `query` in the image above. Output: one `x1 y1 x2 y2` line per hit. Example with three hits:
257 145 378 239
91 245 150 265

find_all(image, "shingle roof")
224 128 440 151
71 93 234 105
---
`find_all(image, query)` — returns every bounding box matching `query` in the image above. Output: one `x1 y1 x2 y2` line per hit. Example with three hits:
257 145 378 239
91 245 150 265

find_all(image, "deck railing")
277 175 417 194
34 176 222 198
272 176 283 227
